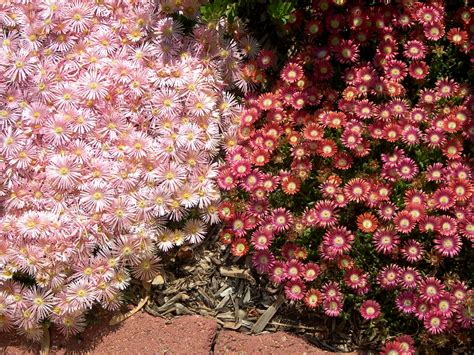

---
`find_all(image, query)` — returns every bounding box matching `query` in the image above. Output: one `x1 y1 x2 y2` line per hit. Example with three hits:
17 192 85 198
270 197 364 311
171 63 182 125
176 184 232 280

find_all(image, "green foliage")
201 0 297 25
267 0 295 24
200 0 238 23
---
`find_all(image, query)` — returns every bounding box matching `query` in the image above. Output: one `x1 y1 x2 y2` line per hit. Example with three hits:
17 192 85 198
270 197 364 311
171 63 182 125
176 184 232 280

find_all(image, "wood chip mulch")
121 229 355 353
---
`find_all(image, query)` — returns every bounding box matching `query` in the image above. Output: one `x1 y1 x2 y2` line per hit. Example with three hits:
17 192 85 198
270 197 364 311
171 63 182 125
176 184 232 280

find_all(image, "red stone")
214 330 340 355
0 314 356 354
54 314 218 354
1 314 218 354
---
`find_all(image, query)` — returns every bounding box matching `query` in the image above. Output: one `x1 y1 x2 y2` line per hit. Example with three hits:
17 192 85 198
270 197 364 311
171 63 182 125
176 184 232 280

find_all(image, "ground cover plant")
0 0 252 340
216 0 474 352
0 0 472 353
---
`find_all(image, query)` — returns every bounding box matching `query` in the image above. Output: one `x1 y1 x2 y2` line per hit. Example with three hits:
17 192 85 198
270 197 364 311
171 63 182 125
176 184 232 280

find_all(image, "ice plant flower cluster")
0 0 249 338
219 0 473 351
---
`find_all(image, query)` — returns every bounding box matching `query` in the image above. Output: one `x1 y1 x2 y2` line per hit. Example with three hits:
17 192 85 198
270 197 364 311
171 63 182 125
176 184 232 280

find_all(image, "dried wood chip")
223 322 241 330
197 308 217 317
216 294 230 309
216 311 235 321
240 320 255 329
210 256 222 265
219 266 256 285
144 304 161 317
236 309 246 322
151 274 165 286
174 303 194 315
211 276 219 290
214 284 228 297
109 293 150 326
219 287 234 298
232 294 240 321
197 287 215 308
251 294 285 334
268 321 325 332
243 287 251 304
155 293 189 313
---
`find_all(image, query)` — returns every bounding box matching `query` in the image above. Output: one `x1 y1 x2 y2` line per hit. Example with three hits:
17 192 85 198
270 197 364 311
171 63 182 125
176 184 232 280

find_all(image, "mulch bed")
130 230 356 353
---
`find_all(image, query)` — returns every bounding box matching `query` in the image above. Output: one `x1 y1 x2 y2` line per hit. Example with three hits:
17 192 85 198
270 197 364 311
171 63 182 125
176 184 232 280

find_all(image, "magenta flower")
271 208 293 233
373 227 399 255
252 250 275 274
302 262 320 282
321 281 343 301
434 234 462 257
380 340 404 355
359 300 381 320
418 277 444 303
343 178 370 203
398 267 420 289
251 228 273 250
323 298 343 317
432 188 456 210
396 291 417 314
284 259 304 281
424 312 447 334
397 158 419 181
401 239 425 263
312 200 339 227
304 288 322 309
269 261 286 284
284 279 306 301
280 62 303 83
434 294 458 318
322 226 354 255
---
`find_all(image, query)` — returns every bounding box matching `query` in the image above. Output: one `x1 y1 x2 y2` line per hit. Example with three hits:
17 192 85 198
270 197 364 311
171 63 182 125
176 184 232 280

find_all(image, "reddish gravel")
214 329 340 355
0 313 353 354
52 313 218 354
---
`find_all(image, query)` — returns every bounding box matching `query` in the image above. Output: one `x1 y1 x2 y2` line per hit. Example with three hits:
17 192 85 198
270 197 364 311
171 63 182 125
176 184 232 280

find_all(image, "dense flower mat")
0 0 246 338
1 0 473 353
216 0 473 352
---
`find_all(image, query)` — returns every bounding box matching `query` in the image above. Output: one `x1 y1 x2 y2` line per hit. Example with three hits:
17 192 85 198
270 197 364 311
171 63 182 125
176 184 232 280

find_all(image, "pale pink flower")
66 280 96 311
177 123 204 151
156 161 186 193
0 127 26 158
153 88 182 117
79 181 114 213
186 92 216 117
53 83 78 109
23 287 54 321
103 197 136 231
63 1 94 33
53 311 87 337
4 50 37 83
77 70 109 100
183 218 207 244
46 155 82 190
130 256 162 281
